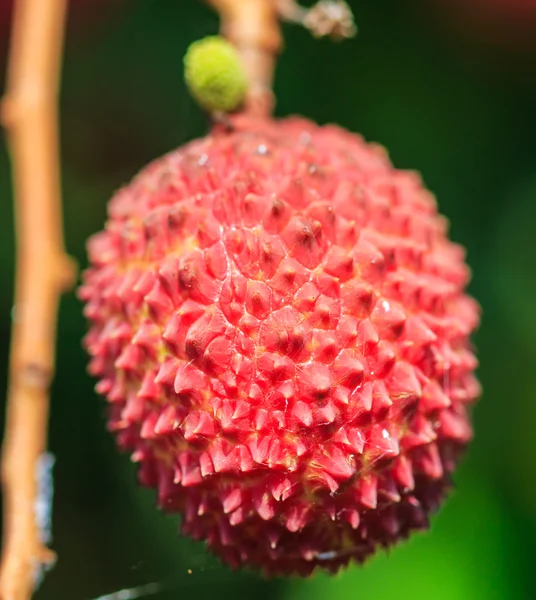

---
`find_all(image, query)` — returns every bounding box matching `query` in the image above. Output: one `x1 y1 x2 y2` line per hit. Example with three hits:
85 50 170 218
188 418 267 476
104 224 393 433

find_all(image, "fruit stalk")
205 1 356 115
0 0 75 599
206 0 282 116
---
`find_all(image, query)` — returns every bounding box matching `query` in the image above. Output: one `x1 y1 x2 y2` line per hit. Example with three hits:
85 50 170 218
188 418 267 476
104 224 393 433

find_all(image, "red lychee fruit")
79 115 481 576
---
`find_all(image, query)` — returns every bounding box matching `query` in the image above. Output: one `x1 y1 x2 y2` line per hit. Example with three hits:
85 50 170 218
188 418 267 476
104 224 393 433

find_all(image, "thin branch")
0 0 75 598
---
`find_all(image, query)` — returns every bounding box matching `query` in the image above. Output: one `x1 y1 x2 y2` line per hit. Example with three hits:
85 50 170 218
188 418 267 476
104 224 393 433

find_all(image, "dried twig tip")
278 0 357 41
305 1 357 40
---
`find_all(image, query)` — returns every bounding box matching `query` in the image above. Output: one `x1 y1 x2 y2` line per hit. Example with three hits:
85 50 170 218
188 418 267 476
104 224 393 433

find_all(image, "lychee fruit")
79 114 481 576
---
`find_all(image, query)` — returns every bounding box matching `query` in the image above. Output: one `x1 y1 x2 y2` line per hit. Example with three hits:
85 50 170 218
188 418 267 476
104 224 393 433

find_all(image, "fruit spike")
80 114 481 576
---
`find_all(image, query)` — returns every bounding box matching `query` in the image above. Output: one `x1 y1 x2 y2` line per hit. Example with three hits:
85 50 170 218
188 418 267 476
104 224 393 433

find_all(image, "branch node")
21 364 53 392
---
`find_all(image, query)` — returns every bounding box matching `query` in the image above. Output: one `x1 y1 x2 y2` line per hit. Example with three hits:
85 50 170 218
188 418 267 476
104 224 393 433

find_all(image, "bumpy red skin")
79 116 481 576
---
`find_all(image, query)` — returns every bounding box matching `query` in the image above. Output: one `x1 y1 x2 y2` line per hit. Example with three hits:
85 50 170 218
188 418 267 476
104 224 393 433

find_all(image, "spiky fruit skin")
80 115 480 576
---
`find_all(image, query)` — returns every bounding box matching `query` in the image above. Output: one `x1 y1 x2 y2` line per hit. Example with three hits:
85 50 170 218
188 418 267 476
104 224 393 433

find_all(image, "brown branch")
0 0 75 598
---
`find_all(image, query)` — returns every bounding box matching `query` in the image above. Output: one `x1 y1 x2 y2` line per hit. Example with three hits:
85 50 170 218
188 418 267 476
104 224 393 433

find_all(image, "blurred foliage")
0 1 535 598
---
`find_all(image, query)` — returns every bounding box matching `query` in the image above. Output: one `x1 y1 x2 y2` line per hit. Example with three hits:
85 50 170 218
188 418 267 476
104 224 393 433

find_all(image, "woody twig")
0 0 75 598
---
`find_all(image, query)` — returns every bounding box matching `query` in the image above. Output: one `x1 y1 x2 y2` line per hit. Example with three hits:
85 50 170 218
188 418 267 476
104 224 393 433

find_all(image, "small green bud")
184 36 248 114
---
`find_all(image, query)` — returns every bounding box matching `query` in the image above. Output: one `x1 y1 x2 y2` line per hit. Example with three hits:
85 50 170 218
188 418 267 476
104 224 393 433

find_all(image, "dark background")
1 1 536 598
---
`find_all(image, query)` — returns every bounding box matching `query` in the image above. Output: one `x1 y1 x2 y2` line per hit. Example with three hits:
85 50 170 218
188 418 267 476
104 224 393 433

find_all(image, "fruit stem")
0 1 75 599
206 0 282 117
206 0 356 117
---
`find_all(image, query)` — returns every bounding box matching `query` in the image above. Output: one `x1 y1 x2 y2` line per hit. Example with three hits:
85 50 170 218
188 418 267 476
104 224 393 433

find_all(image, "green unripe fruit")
184 36 248 113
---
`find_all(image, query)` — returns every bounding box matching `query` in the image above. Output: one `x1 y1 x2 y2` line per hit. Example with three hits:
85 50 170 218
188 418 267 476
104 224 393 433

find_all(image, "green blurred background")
1 1 535 598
